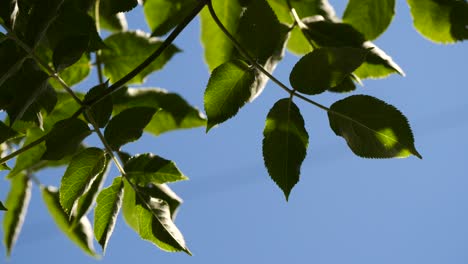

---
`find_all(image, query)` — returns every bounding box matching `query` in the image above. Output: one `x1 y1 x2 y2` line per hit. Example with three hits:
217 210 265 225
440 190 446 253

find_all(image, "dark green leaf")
102 0 138 13
290 47 368 95
302 18 405 78
8 128 46 178
59 148 107 215
94 176 124 252
0 120 19 144
42 92 83 132
53 36 89 72
112 87 206 135
0 39 25 87
0 201 7 211
343 0 395 40
328 95 422 159
3 173 31 256
41 118 92 161
99 11 127 33
23 0 63 47
104 107 158 150
0 0 18 28
101 31 180 84
42 186 97 257
125 153 188 185
83 83 113 128
407 0 467 43
122 181 190 254
139 184 182 219
204 60 256 131
0 164 11 171
144 0 198 36
72 160 110 225
263 98 308 200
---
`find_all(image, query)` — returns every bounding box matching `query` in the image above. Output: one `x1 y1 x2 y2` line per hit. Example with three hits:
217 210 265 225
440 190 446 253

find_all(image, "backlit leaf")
104 107 158 150
144 0 198 36
290 47 368 94
263 98 308 200
112 87 206 135
8 128 46 178
83 83 113 128
407 0 467 43
94 176 123 252
3 173 31 256
0 120 19 144
204 60 256 131
101 31 180 84
125 153 188 185
42 186 97 257
59 148 107 215
343 0 395 40
41 118 92 161
328 95 421 159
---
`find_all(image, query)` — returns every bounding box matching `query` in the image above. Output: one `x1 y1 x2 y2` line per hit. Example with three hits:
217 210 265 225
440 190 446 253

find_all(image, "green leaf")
72 160 110 225
8 128 46 178
263 98 309 200
112 87 206 135
101 31 180 84
328 95 421 159
42 186 97 257
3 173 31 256
104 107 158 150
53 36 90 72
102 0 138 13
0 39 26 87
42 92 83 132
59 148 107 215
122 181 190 254
343 0 395 40
94 176 124 252
99 10 127 33
0 164 11 171
83 83 113 128
139 184 182 219
0 120 19 144
125 153 188 185
0 0 18 28
144 0 198 36
290 47 368 95
407 0 467 43
41 118 92 161
58 53 91 87
302 18 405 78
0 201 7 211
204 60 256 131
286 27 313 55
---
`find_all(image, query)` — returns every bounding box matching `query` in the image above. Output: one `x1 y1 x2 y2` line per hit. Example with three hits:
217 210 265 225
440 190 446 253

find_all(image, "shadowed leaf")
125 153 188 185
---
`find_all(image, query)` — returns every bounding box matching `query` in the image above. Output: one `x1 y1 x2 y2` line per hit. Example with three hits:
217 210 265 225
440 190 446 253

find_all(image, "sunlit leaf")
204 60 256 131
112 87 206 135
41 118 92 161
104 107 158 150
407 0 467 43
343 0 395 40
42 186 97 257
290 47 368 94
139 184 182 219
94 176 124 252
144 0 198 36
125 153 188 185
122 181 190 254
328 95 422 159
3 173 31 256
59 148 107 215
263 98 308 200
101 31 180 84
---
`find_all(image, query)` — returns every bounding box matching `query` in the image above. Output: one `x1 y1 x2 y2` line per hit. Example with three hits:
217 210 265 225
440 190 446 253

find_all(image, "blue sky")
2 1 468 263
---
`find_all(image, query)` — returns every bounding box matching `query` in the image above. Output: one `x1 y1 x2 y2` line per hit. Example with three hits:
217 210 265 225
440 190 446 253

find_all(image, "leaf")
204 60 256 131
0 164 11 171
53 36 90 72
0 201 7 211
125 153 188 185
41 118 92 161
343 0 395 40
302 18 405 78
94 176 124 252
144 0 198 36
263 98 308 200
59 148 107 215
112 87 206 135
83 83 113 128
104 107 158 150
102 0 138 13
72 160 110 225
407 0 467 43
42 186 97 257
8 128 46 178
0 120 19 144
289 47 368 95
3 173 31 256
122 181 190 254
0 0 18 28
139 184 182 219
0 39 25 87
58 53 91 87
101 31 180 84
328 95 422 159
99 10 127 33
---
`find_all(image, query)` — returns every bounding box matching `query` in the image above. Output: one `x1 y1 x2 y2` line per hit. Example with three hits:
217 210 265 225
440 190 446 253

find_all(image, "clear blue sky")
2 1 468 263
